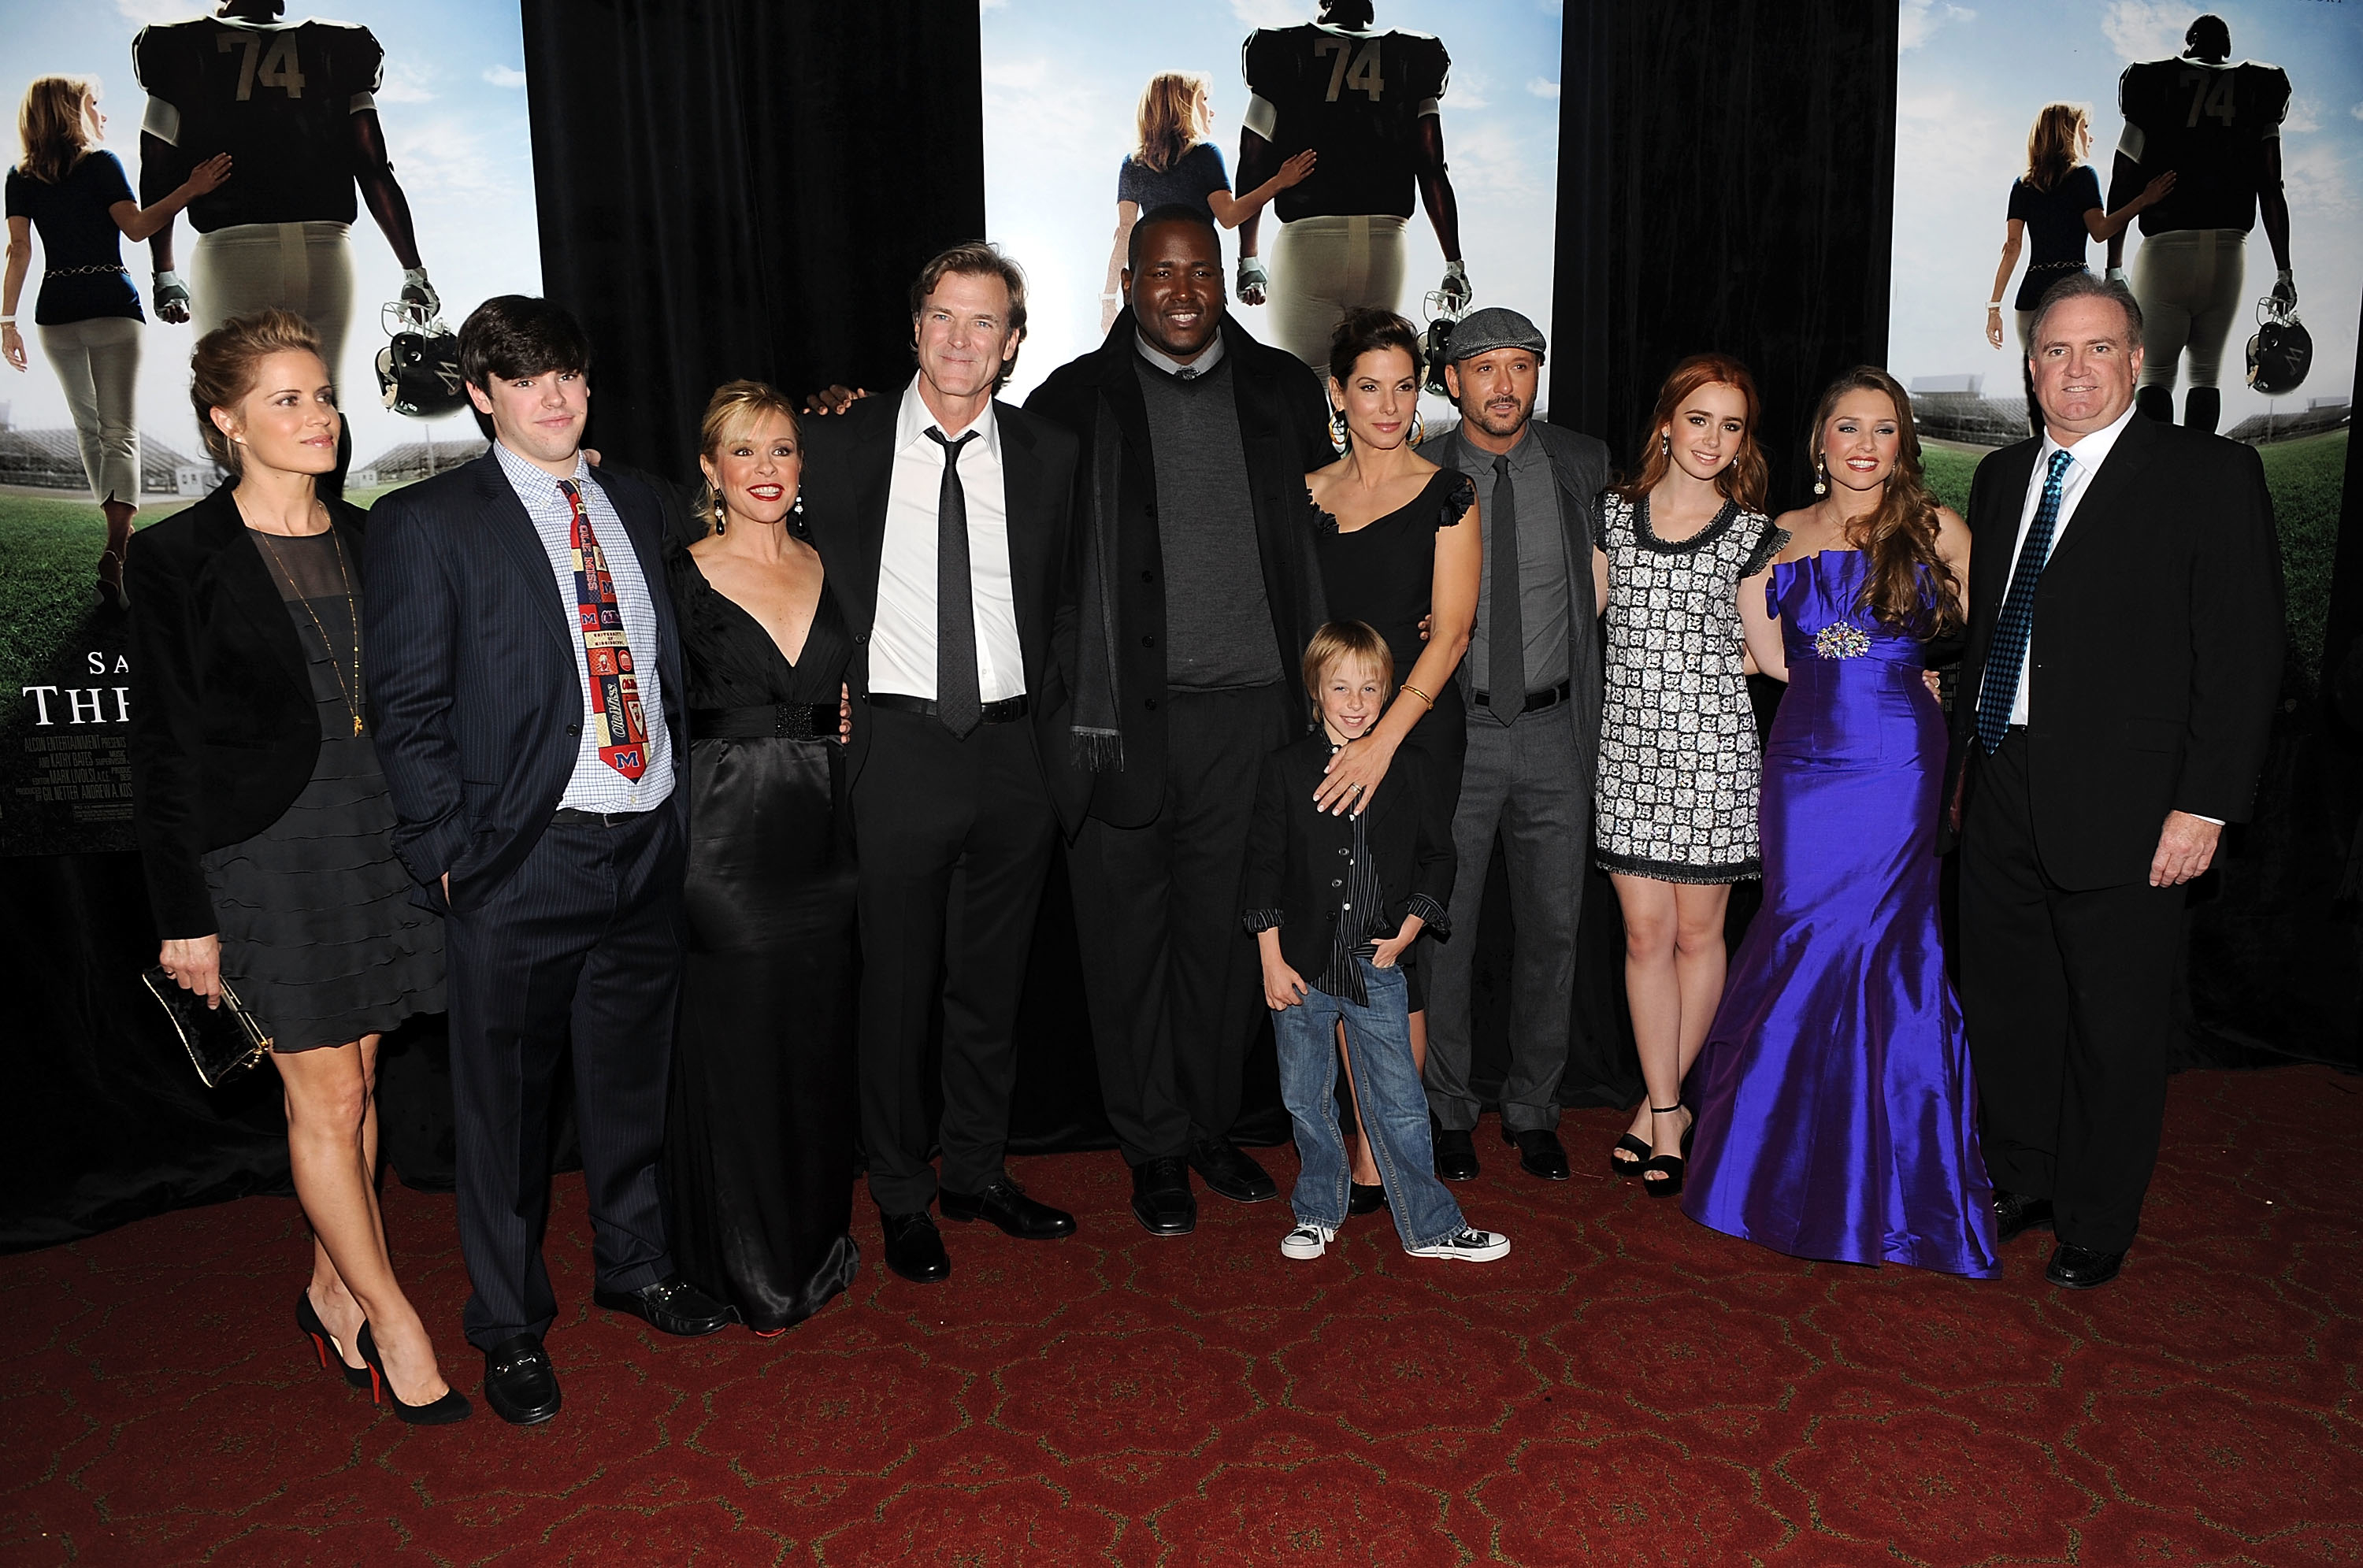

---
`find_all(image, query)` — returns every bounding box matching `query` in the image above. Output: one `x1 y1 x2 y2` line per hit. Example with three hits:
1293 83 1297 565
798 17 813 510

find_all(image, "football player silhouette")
2105 13 2294 432
1233 0 1467 369
132 0 438 399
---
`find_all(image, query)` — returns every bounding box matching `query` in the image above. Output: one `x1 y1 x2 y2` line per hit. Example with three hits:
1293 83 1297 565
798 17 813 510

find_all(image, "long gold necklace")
247 496 366 737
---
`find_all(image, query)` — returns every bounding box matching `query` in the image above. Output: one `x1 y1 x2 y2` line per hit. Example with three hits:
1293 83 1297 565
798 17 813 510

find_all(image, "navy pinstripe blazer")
362 450 688 914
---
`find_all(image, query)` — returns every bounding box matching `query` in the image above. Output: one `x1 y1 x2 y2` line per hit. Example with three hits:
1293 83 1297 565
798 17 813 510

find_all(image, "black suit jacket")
127 484 367 939
1241 732 1455 983
362 451 688 914
795 384 1078 788
1023 316 1334 832
1946 413 2283 888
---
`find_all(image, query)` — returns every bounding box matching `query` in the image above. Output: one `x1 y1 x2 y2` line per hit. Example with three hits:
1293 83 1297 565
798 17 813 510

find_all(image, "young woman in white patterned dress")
1593 354 1786 1196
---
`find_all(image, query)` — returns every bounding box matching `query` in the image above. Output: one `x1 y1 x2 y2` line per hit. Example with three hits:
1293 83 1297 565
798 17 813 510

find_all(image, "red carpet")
3 1066 2360 1566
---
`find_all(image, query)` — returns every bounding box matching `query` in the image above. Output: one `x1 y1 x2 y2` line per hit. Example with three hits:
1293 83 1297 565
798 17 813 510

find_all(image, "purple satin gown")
1682 551 1999 1277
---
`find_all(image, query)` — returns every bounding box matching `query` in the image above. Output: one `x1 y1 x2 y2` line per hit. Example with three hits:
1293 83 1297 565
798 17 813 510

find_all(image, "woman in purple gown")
1683 367 1998 1277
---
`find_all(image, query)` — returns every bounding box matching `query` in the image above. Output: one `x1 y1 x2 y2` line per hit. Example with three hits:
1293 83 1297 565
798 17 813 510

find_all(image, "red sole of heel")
306 1331 332 1370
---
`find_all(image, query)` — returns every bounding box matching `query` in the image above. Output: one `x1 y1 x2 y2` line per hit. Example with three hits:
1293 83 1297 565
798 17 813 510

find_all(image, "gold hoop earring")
1410 410 1425 447
1330 409 1350 454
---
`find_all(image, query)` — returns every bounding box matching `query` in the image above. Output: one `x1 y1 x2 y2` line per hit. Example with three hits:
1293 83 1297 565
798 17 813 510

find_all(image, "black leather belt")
866 692 1029 724
691 702 837 741
1473 678 1572 715
551 806 651 826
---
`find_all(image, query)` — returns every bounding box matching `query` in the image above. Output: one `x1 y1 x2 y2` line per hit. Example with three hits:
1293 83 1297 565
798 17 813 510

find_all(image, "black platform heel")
1609 1133 1652 1178
355 1323 473 1425
1642 1104 1693 1199
297 1290 373 1390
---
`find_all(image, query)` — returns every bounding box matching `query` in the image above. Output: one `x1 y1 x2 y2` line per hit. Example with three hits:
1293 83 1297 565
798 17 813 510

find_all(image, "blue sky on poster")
1890 0 2362 424
0 0 540 469
981 0 1564 409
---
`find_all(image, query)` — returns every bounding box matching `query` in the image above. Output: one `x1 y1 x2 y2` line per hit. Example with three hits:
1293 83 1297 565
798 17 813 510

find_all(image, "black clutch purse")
141 966 273 1087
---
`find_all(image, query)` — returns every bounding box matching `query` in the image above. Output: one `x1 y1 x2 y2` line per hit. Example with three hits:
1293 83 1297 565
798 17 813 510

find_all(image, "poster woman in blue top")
1100 72 1315 333
1983 103 2172 354
4 77 228 606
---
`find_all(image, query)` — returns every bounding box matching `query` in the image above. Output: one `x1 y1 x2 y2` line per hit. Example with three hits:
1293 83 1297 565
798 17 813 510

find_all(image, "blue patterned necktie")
1975 447 2076 753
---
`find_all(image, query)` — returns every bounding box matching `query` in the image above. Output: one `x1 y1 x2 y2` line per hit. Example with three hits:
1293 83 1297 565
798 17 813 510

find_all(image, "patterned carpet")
3 1066 2359 1566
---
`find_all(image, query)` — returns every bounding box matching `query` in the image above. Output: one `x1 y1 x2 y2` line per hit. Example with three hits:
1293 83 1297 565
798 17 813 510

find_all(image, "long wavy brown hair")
2023 102 2087 194
16 76 94 186
1808 366 1961 637
1615 353 1768 513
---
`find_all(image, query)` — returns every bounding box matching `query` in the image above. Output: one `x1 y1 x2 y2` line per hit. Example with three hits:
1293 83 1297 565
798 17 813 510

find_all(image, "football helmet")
376 300 467 419
2245 296 2312 398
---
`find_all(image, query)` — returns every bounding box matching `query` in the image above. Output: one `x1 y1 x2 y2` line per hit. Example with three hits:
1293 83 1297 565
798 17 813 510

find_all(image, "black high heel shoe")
296 1291 373 1390
355 1323 473 1425
1609 1133 1652 1178
1641 1104 1693 1199
1348 1181 1389 1216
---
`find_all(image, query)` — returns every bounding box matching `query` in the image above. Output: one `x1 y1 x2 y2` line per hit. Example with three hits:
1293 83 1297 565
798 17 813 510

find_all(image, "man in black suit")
796 244 1081 1283
365 295 729 1426
1951 272 2282 1291
1025 206 1334 1226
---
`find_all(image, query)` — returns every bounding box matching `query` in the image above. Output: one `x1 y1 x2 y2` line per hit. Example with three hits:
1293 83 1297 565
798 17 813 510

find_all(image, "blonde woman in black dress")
128 310 461 1423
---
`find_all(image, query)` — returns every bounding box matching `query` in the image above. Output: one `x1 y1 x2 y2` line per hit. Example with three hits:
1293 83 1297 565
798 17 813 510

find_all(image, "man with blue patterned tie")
1948 272 2281 1292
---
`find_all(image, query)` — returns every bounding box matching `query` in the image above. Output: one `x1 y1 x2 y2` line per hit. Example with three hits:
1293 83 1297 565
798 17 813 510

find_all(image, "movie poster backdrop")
0 0 541 856
979 0 1564 415
1888 0 2358 692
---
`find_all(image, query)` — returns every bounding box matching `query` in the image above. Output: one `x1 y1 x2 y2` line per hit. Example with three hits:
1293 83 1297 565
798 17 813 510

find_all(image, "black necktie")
926 428 981 737
1487 454 1523 714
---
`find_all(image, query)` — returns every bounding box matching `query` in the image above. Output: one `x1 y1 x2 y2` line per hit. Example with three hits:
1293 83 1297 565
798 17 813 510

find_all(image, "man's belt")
551 806 652 826
690 702 837 741
866 692 1029 725
1472 678 1572 715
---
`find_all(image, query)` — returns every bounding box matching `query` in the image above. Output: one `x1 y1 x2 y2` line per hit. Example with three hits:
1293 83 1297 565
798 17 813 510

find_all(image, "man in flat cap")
1415 307 1612 1182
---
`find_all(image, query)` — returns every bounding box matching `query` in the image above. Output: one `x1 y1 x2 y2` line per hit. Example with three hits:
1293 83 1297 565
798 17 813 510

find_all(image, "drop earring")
1330 409 1350 454
1409 410 1425 447
1812 458 1827 496
1660 432 1670 458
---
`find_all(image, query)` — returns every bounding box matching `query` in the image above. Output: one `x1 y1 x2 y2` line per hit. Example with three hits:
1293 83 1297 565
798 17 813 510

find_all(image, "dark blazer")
362 451 688 914
126 484 366 939
1241 732 1456 984
795 384 1078 788
1946 413 2283 888
1417 413 1612 779
1023 315 1334 832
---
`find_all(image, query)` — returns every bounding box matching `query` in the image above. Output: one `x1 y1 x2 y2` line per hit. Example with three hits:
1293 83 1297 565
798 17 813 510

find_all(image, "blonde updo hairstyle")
188 307 326 473
695 378 803 536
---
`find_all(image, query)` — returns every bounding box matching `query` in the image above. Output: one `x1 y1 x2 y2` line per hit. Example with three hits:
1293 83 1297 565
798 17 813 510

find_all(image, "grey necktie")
925 428 981 737
1487 454 1523 715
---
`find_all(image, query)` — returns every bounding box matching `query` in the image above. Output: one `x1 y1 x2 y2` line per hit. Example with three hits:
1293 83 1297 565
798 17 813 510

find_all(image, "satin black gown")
1682 551 1999 1277
662 541 861 1332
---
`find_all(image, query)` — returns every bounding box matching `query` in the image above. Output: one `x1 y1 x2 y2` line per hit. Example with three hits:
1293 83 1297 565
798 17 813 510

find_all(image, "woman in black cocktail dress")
662 380 860 1334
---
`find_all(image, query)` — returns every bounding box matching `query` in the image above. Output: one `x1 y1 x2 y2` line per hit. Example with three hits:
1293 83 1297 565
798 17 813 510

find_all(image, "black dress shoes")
1348 1181 1388 1215
594 1275 733 1336
1993 1188 2056 1244
2046 1242 2126 1289
1189 1136 1280 1203
1433 1128 1479 1181
880 1210 952 1283
939 1179 1078 1240
1507 1127 1571 1181
1130 1157 1197 1236
483 1333 561 1427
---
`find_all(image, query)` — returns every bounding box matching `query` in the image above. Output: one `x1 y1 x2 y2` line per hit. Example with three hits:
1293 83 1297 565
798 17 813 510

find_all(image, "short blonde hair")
695 379 801 535
189 309 325 471
1301 621 1393 702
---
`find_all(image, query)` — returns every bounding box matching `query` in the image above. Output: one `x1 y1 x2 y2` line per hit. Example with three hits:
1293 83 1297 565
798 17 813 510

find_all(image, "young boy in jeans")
1241 621 1511 1262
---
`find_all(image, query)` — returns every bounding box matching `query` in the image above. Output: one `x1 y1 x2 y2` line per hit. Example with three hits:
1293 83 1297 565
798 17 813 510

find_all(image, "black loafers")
1433 1128 1480 1181
1508 1127 1571 1181
1993 1188 2056 1244
880 1210 951 1283
939 1179 1078 1240
1189 1136 1280 1203
483 1333 561 1427
2046 1242 2126 1290
1129 1156 1197 1236
593 1274 733 1336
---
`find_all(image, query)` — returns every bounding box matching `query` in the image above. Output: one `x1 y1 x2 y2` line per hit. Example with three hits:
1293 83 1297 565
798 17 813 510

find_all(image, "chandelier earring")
1812 458 1827 496
1330 408 1350 454
710 490 728 536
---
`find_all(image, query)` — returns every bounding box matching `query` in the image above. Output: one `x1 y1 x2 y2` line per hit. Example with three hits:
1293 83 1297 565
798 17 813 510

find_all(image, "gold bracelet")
1399 683 1434 710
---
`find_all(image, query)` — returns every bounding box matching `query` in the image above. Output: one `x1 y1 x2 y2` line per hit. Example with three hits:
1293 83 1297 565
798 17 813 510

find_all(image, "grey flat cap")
1447 306 1546 363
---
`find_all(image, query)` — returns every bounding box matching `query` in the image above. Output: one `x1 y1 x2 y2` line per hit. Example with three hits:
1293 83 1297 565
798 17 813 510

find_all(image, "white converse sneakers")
1279 1221 1337 1260
1406 1226 1511 1262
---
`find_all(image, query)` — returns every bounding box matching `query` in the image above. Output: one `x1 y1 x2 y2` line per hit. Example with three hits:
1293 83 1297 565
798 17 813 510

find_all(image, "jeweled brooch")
1813 623 1871 660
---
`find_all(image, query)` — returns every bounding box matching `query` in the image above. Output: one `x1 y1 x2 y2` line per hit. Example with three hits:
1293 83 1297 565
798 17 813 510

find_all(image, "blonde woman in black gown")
662 381 860 1334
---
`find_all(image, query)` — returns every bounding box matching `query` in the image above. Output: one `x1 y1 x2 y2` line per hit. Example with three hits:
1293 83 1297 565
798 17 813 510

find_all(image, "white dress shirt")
1986 399 2139 728
493 440 673 813
870 376 1027 703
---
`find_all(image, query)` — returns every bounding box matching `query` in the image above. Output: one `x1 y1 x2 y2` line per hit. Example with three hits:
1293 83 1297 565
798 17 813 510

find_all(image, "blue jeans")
1271 958 1466 1249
